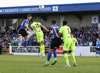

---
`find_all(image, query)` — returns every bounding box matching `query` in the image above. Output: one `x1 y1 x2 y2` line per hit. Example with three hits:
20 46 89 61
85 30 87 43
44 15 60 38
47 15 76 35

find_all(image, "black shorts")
19 29 28 37
50 37 63 49
96 48 100 51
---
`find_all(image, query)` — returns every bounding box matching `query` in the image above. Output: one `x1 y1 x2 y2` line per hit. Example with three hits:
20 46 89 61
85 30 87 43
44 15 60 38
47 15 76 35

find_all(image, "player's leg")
51 49 57 65
51 38 62 65
44 38 60 66
44 49 53 66
69 50 77 66
44 38 55 66
18 35 22 49
24 35 28 48
23 35 28 52
18 29 25 49
39 41 45 59
69 43 77 66
63 41 70 67
37 32 45 58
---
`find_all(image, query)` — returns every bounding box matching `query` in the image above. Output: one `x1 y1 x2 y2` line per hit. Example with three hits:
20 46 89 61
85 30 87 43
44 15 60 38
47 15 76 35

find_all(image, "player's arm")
51 26 59 38
58 33 62 38
58 27 62 38
33 26 37 35
24 24 31 31
76 39 79 47
40 24 49 32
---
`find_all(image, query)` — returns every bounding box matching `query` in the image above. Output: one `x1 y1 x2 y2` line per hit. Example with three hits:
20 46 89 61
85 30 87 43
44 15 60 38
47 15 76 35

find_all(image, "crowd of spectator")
72 26 100 46
0 26 100 48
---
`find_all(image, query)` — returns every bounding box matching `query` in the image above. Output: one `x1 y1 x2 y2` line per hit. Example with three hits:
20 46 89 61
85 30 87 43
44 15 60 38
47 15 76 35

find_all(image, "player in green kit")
31 21 49 58
69 33 79 66
59 21 78 67
59 21 72 67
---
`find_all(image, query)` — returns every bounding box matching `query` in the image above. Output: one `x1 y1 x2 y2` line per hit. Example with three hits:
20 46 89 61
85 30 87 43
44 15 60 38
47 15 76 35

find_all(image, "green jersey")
71 38 77 49
31 22 42 32
59 25 71 42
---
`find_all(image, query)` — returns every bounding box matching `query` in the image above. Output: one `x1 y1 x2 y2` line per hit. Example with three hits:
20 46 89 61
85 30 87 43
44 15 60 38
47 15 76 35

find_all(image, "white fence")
9 45 96 56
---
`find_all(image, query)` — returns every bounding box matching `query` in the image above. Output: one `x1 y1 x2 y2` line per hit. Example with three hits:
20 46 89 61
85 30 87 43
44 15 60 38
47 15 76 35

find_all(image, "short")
63 38 72 51
96 48 100 51
19 29 28 37
36 31 44 43
50 37 63 49
69 45 75 51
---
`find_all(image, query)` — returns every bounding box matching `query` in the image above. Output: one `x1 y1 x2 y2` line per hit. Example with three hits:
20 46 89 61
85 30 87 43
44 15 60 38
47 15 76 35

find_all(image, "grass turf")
0 55 100 73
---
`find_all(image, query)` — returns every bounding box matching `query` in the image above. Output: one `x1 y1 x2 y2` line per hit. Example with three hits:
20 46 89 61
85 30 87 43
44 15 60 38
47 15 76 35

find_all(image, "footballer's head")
52 20 56 25
63 21 67 26
27 14 32 21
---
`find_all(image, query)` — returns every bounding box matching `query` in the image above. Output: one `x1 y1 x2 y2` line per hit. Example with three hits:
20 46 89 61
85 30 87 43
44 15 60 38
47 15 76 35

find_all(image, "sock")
18 40 21 46
40 44 45 55
24 41 27 48
53 51 57 60
64 53 69 64
42 45 45 54
70 52 76 63
40 45 43 55
47 52 52 63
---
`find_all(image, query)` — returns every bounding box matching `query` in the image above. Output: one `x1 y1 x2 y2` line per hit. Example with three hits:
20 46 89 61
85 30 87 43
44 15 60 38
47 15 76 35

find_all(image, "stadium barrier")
9 45 96 56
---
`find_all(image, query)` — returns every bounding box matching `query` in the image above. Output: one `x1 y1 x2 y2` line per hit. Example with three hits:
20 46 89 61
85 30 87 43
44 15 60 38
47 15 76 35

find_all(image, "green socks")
70 52 76 63
64 53 69 64
40 44 45 54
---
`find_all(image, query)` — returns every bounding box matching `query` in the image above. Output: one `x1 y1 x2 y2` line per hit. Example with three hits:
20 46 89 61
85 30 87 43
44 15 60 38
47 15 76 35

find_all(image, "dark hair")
63 21 67 26
27 14 32 17
52 20 56 24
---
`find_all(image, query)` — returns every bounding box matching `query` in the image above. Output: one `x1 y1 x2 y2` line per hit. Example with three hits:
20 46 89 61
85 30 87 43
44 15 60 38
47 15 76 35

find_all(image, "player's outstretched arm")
40 24 49 32
77 42 79 47
24 24 31 31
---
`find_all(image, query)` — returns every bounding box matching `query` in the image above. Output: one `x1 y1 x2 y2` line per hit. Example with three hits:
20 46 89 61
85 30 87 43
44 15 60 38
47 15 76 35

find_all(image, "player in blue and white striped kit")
44 20 62 66
18 14 32 51
96 38 100 56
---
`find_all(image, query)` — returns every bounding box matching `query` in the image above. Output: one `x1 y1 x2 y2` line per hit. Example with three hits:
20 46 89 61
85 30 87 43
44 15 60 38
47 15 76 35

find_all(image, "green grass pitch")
0 55 100 73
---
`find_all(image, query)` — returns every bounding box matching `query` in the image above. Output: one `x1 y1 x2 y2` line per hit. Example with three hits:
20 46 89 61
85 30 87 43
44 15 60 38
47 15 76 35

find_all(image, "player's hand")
77 45 79 47
29 29 32 32
56 35 59 38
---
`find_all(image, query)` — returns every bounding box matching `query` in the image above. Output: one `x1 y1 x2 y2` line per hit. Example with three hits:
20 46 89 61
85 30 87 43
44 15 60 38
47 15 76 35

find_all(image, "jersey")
50 24 59 38
31 22 44 42
20 19 29 30
70 38 77 50
31 22 42 32
59 25 71 42
96 40 100 48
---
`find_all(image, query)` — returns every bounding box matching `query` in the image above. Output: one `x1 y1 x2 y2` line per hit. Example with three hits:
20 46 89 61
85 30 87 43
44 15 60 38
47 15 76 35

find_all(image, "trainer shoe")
40 55 43 59
65 64 71 68
51 60 57 65
73 63 78 66
44 63 49 66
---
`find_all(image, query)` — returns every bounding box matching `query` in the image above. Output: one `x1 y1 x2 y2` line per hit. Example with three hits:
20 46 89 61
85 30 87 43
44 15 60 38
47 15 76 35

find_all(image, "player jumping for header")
30 20 49 59
18 14 32 51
